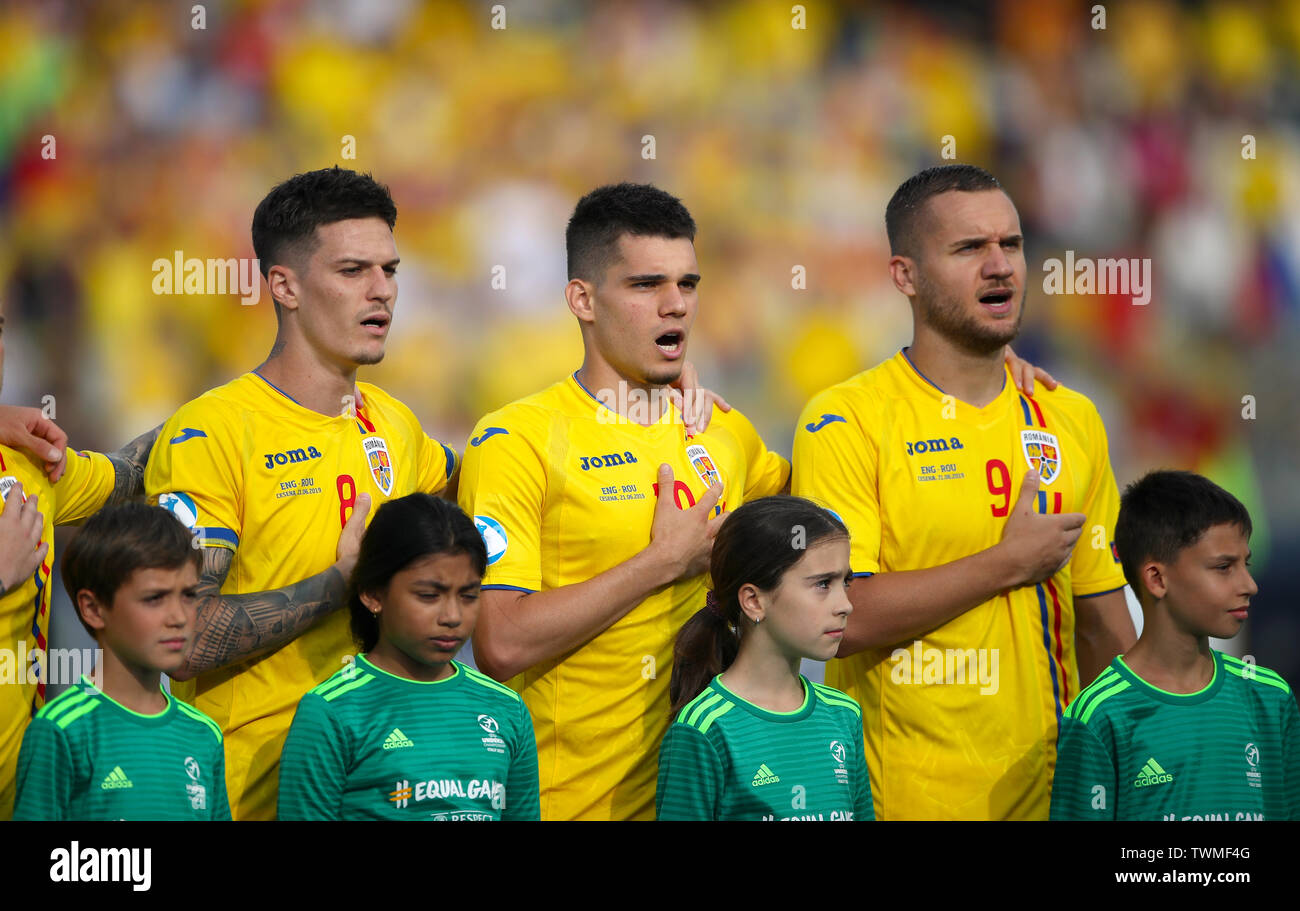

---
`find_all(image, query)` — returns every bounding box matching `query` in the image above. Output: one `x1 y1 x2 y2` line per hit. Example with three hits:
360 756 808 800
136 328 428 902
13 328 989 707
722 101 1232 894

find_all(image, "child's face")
94 564 200 676
377 552 482 670
1160 523 1257 639
761 537 853 662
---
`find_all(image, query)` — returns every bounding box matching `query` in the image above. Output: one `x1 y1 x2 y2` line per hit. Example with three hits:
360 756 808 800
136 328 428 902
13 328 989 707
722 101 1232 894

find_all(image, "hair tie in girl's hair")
705 590 724 619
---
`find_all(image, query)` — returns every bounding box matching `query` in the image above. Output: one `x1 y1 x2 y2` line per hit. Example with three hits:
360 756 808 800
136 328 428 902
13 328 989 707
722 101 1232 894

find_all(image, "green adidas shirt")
656 675 873 821
1051 651 1300 820
13 676 230 821
277 656 540 820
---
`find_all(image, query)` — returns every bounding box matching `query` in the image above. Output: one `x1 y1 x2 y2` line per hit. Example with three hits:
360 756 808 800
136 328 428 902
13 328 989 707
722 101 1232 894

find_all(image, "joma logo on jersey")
579 451 638 470
904 437 964 455
263 446 322 469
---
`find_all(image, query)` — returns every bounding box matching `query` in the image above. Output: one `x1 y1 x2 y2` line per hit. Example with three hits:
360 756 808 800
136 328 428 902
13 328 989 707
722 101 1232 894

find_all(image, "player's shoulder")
797 361 895 429
0 442 55 493
355 382 419 428
1023 380 1106 429
490 379 572 421
671 681 737 739
31 680 107 737
170 696 224 745
161 374 258 432
700 399 763 440
811 680 862 720
304 661 379 708
459 663 526 709
1062 663 1136 728
467 380 570 446
1220 652 1294 701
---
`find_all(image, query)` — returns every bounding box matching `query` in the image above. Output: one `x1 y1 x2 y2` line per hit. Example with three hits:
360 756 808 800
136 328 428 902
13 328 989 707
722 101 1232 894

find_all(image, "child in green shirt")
14 502 229 820
657 495 872 821
1051 470 1299 820
277 493 539 820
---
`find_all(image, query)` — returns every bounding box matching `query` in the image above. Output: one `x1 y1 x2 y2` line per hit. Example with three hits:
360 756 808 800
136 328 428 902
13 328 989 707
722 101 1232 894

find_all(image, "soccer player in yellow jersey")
792 165 1137 820
459 184 792 820
144 168 458 820
0 304 160 819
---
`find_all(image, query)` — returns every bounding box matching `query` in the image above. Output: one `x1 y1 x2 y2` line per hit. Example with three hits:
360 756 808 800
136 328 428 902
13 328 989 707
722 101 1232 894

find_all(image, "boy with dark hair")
1051 469 1299 820
14 503 230 820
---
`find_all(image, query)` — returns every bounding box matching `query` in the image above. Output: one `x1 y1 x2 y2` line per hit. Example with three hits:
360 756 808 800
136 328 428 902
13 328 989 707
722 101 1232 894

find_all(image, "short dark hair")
61 503 203 639
885 164 1005 257
251 167 398 310
1114 470 1253 599
347 494 488 652
565 183 696 283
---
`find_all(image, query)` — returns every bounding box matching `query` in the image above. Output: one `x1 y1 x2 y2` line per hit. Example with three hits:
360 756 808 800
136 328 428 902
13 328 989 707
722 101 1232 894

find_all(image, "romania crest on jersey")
686 442 722 491
1020 429 1062 485
362 435 394 496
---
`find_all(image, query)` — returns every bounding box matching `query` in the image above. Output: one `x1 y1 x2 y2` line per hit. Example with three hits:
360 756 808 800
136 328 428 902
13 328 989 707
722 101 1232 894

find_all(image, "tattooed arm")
103 424 161 505
169 493 372 681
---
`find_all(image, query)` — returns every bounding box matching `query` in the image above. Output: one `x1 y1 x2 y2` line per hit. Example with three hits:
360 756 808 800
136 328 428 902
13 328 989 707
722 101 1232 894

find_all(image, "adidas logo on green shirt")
751 764 781 787
1134 758 1174 788
100 766 133 790
383 728 415 750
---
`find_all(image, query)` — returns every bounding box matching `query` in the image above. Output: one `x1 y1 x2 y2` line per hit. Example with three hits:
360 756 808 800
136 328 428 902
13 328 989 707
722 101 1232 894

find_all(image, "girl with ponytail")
657 495 873 820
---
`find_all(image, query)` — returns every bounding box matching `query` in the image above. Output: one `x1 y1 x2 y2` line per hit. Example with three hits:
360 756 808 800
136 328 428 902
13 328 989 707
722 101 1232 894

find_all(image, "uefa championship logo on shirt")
830 740 849 784
184 756 206 811
478 714 506 754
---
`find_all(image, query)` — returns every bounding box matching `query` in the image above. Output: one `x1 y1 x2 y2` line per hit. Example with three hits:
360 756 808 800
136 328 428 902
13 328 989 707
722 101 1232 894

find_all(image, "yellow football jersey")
0 445 115 819
458 373 789 820
144 372 456 820
792 350 1127 820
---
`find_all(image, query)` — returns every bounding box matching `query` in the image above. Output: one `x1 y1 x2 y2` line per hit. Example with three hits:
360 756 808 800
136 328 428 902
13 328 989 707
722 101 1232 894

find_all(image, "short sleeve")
504 697 541 821
51 449 116 525
276 693 349 821
792 390 882 576
145 398 243 554
417 432 457 496
457 410 546 593
723 409 789 501
13 718 74 821
1049 715 1117 820
1070 402 1127 597
655 723 724 821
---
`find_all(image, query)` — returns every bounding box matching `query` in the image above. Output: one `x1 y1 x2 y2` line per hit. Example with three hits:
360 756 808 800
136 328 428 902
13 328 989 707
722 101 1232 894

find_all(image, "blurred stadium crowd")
2 0 1298 679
